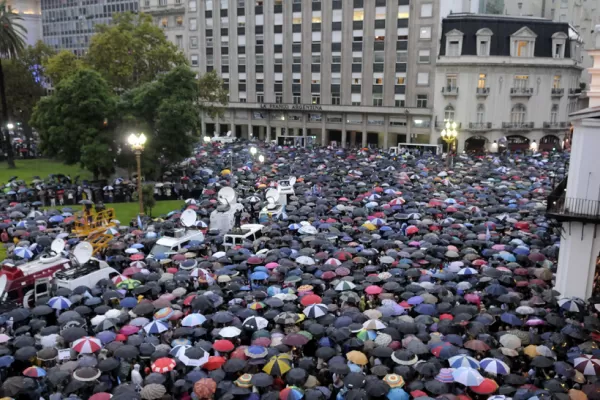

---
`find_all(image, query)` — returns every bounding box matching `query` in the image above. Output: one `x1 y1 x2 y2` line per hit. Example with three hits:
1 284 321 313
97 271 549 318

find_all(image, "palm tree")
0 1 26 168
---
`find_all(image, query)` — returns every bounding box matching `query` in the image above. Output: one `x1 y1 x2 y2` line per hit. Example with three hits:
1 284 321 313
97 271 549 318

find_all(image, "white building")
9 0 42 46
432 14 584 153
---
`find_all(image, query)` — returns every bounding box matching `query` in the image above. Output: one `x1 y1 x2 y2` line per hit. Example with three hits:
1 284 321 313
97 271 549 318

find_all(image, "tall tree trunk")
0 59 15 168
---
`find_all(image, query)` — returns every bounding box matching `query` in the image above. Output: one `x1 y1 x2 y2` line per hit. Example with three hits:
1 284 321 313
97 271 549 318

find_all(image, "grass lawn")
0 158 92 184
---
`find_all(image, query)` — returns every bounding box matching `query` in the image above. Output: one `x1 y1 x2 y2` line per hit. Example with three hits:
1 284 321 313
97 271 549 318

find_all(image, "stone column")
201 115 207 138
247 123 253 139
230 123 235 138
215 116 221 136
383 116 390 149
341 114 347 148
276 126 282 142
350 132 356 147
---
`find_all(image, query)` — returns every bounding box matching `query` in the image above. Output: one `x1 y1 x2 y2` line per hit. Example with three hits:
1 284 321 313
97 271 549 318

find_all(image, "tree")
30 69 117 179
0 0 27 168
121 65 205 178
197 70 229 119
132 184 156 216
87 12 186 92
44 50 82 86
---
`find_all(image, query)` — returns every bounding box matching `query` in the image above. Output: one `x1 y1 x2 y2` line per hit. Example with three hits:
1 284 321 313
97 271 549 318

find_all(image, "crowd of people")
0 140 593 400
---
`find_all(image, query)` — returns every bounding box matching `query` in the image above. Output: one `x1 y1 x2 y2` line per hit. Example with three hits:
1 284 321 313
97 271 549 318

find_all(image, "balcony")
502 122 534 130
551 88 564 97
510 87 534 97
569 88 583 97
435 121 462 129
441 86 459 96
476 87 490 96
468 122 492 131
547 180 600 224
543 121 569 130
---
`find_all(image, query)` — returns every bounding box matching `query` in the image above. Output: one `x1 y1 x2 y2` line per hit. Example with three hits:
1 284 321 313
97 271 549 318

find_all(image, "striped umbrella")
452 367 484 386
480 358 510 375
116 279 141 290
458 267 478 276
151 357 177 373
242 316 269 331
280 386 304 400
383 374 405 388
574 355 600 375
48 296 72 310
72 336 102 354
154 307 175 321
144 320 169 335
23 366 46 378
448 355 480 369
435 368 455 383
14 247 33 259
182 313 207 327
558 298 583 313
334 281 356 291
263 355 292 376
303 304 328 319
170 345 191 359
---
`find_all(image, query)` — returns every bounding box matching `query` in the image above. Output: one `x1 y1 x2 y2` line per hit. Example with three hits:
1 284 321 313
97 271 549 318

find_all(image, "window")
190 36 198 48
444 105 455 121
552 32 567 58
332 56 341 63
206 54 214 65
396 76 405 85
222 55 229 65
238 55 246 65
418 50 430 63
312 54 321 63
373 95 383 107
188 0 196 11
446 74 457 89
275 94 283 104
395 100 405 107
445 30 464 56
161 17 167 27
479 40 488 56
256 55 264 65
516 41 529 57
353 9 364 21
257 93 264 103
511 104 527 124
553 75 561 89
476 104 485 123
312 95 320 105
513 75 529 89
332 96 340 105
206 37 213 47
352 101 361 106
420 3 433 17
293 94 301 104
176 16 183 26
448 41 460 56
511 27 536 57
352 56 362 63
189 18 197 30
374 51 385 63
478 73 486 89
159 0 166 5
476 28 492 56
175 35 183 49
550 104 559 123
417 72 429 86
190 55 199 67
419 26 431 40
374 77 383 85
417 94 428 108
396 51 407 63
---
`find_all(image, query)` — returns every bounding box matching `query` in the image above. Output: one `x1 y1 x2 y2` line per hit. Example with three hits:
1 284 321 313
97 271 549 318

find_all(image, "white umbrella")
219 326 242 338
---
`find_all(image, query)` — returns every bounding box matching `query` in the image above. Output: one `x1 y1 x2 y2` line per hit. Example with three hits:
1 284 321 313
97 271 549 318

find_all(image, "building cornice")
437 56 584 70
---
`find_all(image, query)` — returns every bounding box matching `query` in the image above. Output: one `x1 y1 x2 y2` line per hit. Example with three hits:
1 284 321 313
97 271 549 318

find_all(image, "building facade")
432 14 583 153
9 0 42 46
154 0 440 148
41 0 139 55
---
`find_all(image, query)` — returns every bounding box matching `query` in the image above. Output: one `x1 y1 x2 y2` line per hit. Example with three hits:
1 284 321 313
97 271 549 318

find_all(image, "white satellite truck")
148 209 204 258
211 130 236 144
210 187 245 234
258 177 296 223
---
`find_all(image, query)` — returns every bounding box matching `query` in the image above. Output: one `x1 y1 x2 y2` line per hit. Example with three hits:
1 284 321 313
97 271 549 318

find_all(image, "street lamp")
203 136 211 144
250 147 257 156
530 139 538 153
127 133 147 216
440 120 459 168
258 154 265 163
6 123 14 130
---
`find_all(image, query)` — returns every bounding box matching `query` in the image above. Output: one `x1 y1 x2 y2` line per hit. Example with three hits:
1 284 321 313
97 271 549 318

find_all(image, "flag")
485 225 491 241
137 215 143 230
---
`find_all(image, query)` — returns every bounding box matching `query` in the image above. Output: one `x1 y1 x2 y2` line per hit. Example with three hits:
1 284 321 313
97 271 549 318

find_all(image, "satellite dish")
0 274 7 300
73 241 93 265
289 177 297 186
180 209 197 227
265 188 279 209
51 238 65 254
226 130 232 137
218 187 236 205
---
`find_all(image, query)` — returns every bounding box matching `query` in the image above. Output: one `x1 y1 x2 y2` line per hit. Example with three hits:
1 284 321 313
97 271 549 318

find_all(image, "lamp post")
6 123 13 131
530 139 538 154
203 136 211 144
440 121 459 168
250 147 257 156
127 133 147 216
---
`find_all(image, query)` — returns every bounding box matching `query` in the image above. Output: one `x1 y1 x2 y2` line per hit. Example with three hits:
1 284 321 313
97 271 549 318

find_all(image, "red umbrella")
321 271 337 280
334 251 352 261
247 256 263 265
300 295 322 306
123 267 141 276
90 393 112 400
203 356 226 370
365 286 382 295
213 340 235 353
151 357 176 373
194 378 217 399
130 254 144 261
283 333 309 347
471 378 498 394
406 226 419 235
230 346 249 360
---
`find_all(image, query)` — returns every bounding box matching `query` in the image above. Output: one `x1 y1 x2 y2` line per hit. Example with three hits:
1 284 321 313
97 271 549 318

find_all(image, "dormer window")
476 28 493 56
510 27 537 57
445 29 464 57
552 32 567 59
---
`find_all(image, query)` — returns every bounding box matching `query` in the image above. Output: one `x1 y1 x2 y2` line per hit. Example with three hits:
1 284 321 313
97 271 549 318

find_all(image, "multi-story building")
9 0 42 46
41 0 139 55
432 14 583 153
165 0 440 148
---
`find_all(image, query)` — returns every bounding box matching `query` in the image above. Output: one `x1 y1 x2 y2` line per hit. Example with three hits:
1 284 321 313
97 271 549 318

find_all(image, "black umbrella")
223 358 246 373
251 372 274 388
344 372 366 389
286 368 307 386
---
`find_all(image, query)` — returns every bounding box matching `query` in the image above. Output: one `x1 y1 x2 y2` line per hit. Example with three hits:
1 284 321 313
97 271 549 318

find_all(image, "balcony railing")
510 87 534 96
569 88 582 96
543 121 569 130
441 86 459 96
551 88 564 97
476 87 490 96
468 122 492 131
547 194 600 224
502 122 534 130
435 121 462 129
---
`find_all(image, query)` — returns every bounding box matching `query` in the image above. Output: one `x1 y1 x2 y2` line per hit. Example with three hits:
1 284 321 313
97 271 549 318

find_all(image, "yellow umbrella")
221 169 231 176
523 344 540 358
362 222 376 231
568 389 588 400
263 355 292 376
346 350 368 366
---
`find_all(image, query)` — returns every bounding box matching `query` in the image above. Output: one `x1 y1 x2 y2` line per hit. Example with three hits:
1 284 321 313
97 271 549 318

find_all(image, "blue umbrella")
501 313 523 326
414 304 436 315
485 284 508 296
120 297 138 308
48 296 72 310
250 271 269 280
96 330 117 344
14 247 33 259
49 215 64 223
144 320 169 334
0 355 14 368
131 243 145 249
387 388 409 400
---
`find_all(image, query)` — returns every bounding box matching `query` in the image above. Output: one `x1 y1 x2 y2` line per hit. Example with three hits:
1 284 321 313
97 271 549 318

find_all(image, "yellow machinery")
72 206 117 254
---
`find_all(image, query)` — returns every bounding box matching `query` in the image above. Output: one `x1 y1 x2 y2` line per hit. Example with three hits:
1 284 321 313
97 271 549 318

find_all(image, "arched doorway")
540 135 561 151
465 136 487 153
507 135 530 152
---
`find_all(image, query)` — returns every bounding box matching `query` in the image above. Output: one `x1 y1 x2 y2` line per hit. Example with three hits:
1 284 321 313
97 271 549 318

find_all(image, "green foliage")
43 50 82 86
30 69 117 179
197 70 229 119
131 184 157 216
121 65 202 177
87 12 186 91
